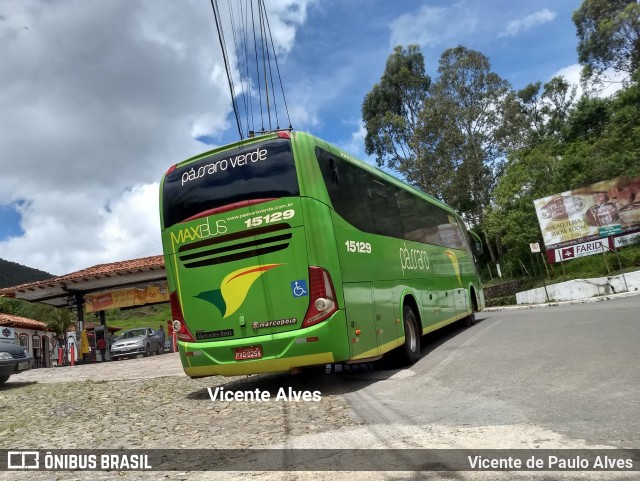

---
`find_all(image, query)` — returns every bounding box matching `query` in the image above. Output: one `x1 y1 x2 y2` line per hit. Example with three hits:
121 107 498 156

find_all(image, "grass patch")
103 304 171 334
485 295 517 307
483 244 640 302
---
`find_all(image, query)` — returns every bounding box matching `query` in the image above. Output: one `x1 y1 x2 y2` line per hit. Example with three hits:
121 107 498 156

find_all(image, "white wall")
516 270 640 304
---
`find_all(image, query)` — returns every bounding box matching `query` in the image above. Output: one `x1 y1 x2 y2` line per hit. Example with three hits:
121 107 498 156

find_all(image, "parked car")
110 328 162 360
0 342 34 384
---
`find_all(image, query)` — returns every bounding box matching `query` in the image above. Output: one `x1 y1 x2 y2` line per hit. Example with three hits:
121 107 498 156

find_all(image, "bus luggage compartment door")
343 282 379 360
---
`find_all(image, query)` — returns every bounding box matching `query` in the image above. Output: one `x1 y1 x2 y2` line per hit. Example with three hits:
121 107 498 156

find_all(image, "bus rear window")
162 138 299 228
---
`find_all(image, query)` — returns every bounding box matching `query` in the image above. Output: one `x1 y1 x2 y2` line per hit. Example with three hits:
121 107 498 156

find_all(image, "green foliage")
414 46 523 227
481 243 640 305
544 244 640 285
363 45 525 265
0 296 72 341
103 304 171 334
46 309 75 341
573 0 640 81
487 80 640 268
564 95 611 142
0 258 52 288
485 295 517 307
362 45 431 171
0 295 170 337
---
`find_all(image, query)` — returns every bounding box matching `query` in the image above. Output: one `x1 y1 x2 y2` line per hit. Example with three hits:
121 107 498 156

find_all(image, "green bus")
160 131 484 377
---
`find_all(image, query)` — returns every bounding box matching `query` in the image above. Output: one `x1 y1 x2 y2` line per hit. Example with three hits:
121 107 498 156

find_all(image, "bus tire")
400 305 420 365
464 311 476 327
464 290 478 326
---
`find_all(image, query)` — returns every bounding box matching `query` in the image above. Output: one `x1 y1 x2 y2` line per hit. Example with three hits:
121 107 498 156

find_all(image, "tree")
563 94 611 143
517 77 577 142
487 80 640 273
0 298 24 315
0 297 72 342
573 0 640 81
485 142 560 256
413 46 523 261
45 308 75 343
362 45 431 171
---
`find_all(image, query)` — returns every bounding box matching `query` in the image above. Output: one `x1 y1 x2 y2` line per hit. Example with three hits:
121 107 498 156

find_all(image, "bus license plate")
234 345 262 361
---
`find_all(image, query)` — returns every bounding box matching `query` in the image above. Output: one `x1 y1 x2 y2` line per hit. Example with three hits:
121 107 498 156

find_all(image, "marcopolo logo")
196 264 282 318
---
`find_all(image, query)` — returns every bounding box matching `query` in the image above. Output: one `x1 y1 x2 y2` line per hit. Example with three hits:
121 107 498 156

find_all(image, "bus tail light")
170 291 196 342
302 267 337 328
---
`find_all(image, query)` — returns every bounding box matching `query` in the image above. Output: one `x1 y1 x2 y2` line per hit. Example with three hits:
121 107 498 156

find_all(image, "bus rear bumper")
183 352 335 377
178 313 346 377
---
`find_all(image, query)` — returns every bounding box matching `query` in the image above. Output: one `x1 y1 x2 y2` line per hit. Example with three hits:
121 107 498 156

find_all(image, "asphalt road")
215 295 640 478
337 295 640 448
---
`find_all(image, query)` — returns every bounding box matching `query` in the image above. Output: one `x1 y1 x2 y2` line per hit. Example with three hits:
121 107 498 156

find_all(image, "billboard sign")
553 239 607 262
534 176 640 249
84 283 170 313
614 232 640 248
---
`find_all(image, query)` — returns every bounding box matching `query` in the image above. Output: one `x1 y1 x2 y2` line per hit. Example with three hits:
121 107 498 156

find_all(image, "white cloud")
553 64 628 98
263 0 315 55
337 121 367 159
0 185 161 275
389 3 477 49
0 0 310 275
500 8 557 38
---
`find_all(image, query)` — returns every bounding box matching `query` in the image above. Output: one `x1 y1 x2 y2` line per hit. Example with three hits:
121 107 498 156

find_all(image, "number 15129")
345 241 372 253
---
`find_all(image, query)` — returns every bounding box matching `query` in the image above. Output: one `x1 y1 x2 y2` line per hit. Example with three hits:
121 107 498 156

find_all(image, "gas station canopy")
0 255 166 309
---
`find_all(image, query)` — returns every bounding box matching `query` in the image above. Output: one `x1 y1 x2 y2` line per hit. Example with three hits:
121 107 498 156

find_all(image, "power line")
210 0 244 140
262 0 292 130
210 0 293 139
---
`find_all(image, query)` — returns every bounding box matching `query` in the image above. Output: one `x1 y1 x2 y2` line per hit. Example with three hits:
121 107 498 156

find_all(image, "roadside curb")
483 289 640 311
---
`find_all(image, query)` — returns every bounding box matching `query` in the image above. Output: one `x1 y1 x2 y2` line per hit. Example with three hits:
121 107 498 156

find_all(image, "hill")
0 258 53 288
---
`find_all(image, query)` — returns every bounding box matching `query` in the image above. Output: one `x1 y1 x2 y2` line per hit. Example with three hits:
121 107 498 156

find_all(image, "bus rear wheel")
464 290 478 326
399 305 420 365
463 311 476 326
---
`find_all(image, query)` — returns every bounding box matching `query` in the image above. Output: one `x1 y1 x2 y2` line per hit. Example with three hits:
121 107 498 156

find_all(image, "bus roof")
293 131 460 218
165 130 460 219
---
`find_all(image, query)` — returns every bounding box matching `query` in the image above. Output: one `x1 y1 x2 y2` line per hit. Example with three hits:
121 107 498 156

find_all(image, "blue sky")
215 0 584 150
0 0 590 274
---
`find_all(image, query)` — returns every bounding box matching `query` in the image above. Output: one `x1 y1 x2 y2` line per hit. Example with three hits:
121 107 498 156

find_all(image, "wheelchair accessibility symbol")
290 280 308 298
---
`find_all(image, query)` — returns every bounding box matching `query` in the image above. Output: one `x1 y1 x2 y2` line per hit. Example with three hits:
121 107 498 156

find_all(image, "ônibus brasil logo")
196 264 282 318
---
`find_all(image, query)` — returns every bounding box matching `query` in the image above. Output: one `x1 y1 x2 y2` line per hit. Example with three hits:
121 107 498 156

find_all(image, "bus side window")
329 157 340 186
469 231 483 255
370 178 403 238
316 147 375 232
397 190 424 242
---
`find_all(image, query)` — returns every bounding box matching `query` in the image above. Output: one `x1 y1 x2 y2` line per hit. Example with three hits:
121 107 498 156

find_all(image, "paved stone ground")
1 344 636 480
0 353 360 480
10 351 186 383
